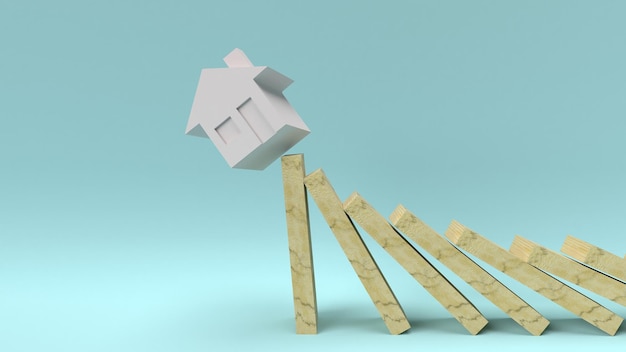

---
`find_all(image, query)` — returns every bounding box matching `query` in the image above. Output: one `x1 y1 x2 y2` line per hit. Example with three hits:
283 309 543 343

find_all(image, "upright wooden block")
281 154 317 334
344 193 487 335
447 221 622 336
511 235 626 307
304 169 410 335
561 235 626 282
390 205 548 335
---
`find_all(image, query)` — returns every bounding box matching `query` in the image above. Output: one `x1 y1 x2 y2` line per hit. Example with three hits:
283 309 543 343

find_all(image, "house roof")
253 67 293 94
186 49 295 136
196 66 293 94
223 47 293 93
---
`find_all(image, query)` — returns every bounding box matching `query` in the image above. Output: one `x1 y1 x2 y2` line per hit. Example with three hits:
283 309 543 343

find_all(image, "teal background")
2 1 626 351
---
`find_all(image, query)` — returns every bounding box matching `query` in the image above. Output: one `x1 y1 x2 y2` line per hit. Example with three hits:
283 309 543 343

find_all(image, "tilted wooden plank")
390 205 549 336
561 235 626 283
304 169 410 335
281 154 317 334
511 235 626 307
344 192 487 335
447 221 622 336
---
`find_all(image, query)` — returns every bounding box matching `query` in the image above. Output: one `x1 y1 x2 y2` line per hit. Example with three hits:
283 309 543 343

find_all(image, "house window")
237 98 274 141
215 116 240 144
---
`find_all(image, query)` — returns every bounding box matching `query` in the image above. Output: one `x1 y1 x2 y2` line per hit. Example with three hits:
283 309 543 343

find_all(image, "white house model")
186 48 310 170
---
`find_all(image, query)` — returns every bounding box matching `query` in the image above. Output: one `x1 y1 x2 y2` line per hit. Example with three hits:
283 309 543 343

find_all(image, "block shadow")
541 318 623 336
278 309 626 336
316 306 392 334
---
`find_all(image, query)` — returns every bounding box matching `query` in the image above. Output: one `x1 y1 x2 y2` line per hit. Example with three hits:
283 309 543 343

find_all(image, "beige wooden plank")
304 169 410 335
561 235 626 282
281 154 317 334
390 205 548 336
446 221 623 336
344 193 486 335
511 235 626 307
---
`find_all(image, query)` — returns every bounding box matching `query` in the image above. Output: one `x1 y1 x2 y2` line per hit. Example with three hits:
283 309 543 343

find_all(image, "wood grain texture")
389 205 548 336
281 154 317 334
561 235 626 282
343 193 487 335
304 169 410 335
511 235 626 307
447 221 622 336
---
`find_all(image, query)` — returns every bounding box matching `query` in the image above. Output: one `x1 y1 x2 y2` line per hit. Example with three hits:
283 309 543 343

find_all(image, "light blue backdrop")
2 1 626 351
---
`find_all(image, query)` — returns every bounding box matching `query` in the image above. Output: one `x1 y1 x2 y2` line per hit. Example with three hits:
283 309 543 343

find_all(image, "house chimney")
224 48 253 68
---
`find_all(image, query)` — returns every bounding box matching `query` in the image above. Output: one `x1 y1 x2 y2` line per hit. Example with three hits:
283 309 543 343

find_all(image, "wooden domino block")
446 221 622 336
511 235 626 307
344 193 487 335
390 205 549 336
561 235 626 282
304 169 410 335
281 154 317 334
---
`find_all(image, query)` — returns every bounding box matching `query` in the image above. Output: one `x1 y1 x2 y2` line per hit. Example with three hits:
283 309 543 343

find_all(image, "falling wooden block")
390 205 549 336
304 169 410 335
511 235 626 307
281 154 317 334
561 235 626 282
344 193 487 335
446 221 623 336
